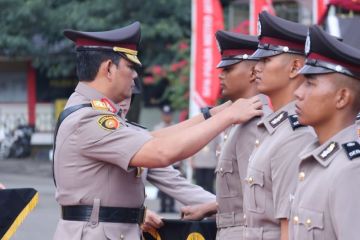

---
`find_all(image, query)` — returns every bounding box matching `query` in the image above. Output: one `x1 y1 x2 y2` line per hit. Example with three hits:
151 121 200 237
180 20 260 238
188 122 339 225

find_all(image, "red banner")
191 0 224 111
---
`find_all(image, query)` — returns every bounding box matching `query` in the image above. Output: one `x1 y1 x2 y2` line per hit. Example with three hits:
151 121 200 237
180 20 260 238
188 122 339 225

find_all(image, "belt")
61 205 146 224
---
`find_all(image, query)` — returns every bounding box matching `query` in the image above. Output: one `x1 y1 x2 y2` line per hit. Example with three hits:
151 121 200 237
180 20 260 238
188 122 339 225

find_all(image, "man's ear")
101 60 113 80
335 87 352 110
289 58 304 79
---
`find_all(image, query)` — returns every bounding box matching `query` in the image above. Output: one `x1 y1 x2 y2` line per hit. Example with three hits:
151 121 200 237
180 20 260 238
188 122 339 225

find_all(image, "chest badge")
342 141 360 160
97 115 120 130
269 111 288 128
318 141 339 160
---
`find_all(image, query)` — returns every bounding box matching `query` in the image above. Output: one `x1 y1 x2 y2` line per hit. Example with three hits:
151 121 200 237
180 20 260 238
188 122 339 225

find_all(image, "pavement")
0 158 181 240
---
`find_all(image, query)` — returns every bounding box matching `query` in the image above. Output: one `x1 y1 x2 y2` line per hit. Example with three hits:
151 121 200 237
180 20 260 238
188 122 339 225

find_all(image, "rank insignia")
269 111 288 128
97 115 119 130
91 100 109 111
288 114 305 130
101 98 116 113
318 141 339 160
342 141 360 160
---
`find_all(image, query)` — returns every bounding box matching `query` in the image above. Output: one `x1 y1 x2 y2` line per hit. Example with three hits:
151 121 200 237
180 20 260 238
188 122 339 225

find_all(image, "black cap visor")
298 64 334 75
251 48 282 59
217 59 242 68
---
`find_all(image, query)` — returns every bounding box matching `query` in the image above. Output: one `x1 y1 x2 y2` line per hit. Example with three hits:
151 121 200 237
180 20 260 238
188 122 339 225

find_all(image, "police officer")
53 22 263 240
242 11 316 240
290 25 360 240
182 30 272 240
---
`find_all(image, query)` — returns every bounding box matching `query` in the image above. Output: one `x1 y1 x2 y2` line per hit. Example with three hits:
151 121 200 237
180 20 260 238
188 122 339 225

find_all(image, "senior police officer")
181 30 272 240
242 11 316 240
290 25 360 240
53 22 263 240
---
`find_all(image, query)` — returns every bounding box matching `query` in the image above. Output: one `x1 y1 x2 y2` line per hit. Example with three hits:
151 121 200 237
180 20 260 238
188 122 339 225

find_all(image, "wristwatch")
201 107 213 120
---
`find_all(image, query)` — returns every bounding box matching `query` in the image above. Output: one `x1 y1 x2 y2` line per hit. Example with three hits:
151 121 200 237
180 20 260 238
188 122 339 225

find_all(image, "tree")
0 0 191 78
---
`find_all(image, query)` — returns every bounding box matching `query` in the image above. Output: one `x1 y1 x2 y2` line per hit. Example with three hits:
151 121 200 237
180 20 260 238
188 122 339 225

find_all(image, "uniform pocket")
292 207 324 240
215 159 236 197
246 167 265 213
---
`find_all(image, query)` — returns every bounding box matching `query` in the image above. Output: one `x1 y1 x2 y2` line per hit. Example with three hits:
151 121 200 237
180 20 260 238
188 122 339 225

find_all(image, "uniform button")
243 214 246 219
306 218 312 227
220 168 223 173
255 139 260 147
299 171 305 181
293 216 299 224
248 177 254 184
224 135 228 141
120 234 124 239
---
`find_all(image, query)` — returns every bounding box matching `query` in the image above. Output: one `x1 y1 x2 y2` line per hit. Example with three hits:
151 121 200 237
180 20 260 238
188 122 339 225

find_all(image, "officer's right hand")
141 209 164 233
226 96 263 124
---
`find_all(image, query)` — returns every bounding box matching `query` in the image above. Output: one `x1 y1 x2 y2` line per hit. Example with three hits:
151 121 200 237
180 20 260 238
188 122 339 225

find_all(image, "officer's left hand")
141 209 164 232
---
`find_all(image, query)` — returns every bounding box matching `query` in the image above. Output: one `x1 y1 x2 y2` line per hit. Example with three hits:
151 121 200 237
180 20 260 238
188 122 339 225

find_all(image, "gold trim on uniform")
91 100 109 111
97 115 120 130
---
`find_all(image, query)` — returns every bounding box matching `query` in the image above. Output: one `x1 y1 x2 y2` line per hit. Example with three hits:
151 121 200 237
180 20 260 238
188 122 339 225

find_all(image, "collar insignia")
319 141 339 160
288 114 305 130
269 111 288 128
342 141 360 160
101 98 116 113
91 100 108 111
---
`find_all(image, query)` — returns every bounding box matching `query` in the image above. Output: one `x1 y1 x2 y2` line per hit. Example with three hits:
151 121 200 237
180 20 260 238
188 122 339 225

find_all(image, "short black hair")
76 50 122 81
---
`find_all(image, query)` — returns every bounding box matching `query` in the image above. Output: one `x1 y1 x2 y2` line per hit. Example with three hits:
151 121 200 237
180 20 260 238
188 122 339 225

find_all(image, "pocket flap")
247 167 264 187
298 207 324 230
215 159 233 175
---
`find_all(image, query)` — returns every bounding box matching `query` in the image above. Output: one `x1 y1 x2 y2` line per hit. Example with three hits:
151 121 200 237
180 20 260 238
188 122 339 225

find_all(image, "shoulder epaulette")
269 111 288 128
288 114 306 131
126 120 147 129
342 141 360 160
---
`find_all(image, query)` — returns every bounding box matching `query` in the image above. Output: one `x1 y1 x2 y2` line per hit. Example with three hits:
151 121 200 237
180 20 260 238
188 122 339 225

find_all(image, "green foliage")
0 0 191 78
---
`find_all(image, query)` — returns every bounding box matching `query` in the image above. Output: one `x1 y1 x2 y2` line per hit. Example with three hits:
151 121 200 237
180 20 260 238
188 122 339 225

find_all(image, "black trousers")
194 168 215 194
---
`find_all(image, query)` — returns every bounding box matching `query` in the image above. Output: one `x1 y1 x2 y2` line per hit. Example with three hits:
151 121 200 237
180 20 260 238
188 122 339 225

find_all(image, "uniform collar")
257 101 296 135
75 82 122 114
300 124 358 167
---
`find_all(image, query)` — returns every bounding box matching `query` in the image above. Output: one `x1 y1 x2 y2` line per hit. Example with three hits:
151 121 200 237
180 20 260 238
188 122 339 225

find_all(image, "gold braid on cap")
113 47 141 65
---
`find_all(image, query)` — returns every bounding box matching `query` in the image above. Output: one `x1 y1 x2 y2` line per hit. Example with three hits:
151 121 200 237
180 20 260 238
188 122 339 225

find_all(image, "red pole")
27 61 36 127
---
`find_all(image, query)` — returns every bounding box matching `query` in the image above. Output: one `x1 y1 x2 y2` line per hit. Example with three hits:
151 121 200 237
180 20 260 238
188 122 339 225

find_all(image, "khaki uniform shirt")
243 101 315 240
289 125 360 240
53 83 152 240
215 95 272 240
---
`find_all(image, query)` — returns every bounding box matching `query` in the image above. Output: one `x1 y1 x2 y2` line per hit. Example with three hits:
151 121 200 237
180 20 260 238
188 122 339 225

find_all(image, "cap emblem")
243 54 249 59
216 39 221 53
305 34 311 55
257 20 262 37
283 46 289 52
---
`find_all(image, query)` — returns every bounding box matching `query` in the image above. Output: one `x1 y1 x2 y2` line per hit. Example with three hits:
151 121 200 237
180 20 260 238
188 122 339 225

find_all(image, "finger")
252 101 263 109
250 96 260 103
